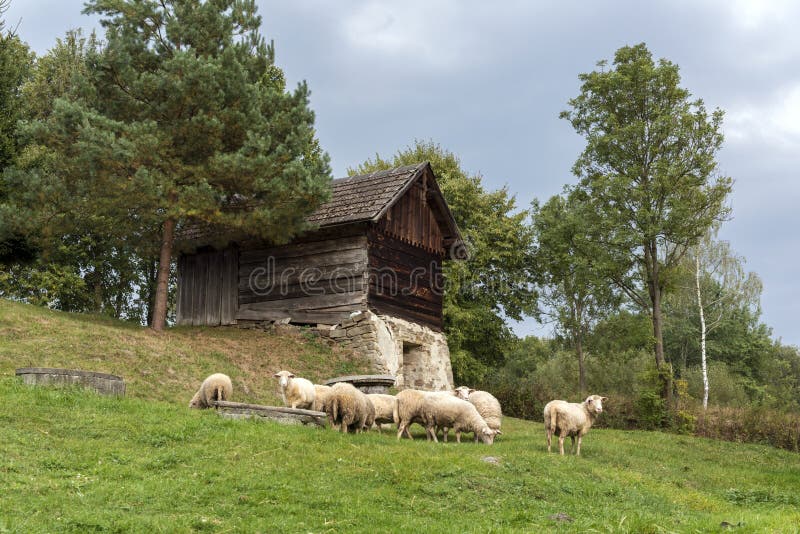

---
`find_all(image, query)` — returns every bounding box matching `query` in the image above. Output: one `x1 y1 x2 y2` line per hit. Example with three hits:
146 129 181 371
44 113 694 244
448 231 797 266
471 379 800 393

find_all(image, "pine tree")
7 0 331 329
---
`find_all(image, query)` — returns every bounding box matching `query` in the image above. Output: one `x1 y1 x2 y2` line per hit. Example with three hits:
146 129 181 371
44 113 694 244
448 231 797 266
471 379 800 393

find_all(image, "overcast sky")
7 1 799 346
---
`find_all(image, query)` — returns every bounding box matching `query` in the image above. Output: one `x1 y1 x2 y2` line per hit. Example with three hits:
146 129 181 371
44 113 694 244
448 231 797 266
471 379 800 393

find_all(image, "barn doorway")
402 342 428 389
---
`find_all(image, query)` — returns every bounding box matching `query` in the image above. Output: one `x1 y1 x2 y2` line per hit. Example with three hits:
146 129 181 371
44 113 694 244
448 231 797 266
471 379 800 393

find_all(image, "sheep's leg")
570 435 576 454
442 427 449 443
455 431 462 443
576 434 583 456
546 429 552 452
426 425 438 442
397 422 407 440
558 433 565 455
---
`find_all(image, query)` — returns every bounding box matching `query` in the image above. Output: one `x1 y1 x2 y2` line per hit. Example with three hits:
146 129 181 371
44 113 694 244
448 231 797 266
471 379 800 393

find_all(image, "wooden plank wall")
176 248 238 326
367 228 444 330
378 176 444 254
236 234 369 325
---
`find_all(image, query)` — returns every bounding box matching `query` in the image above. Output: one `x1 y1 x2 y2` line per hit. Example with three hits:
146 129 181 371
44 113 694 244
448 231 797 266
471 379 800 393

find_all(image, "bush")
696 406 800 452
635 391 666 430
682 362 752 407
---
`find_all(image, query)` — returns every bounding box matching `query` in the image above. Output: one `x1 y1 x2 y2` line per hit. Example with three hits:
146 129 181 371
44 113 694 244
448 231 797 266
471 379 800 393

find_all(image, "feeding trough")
211 400 327 427
324 374 396 394
15 367 125 396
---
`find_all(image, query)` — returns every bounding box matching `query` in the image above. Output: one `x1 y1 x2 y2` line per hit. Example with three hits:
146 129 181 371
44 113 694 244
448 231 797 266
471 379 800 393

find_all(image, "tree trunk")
696 256 709 410
576 330 586 396
145 258 158 327
151 217 176 332
646 242 672 404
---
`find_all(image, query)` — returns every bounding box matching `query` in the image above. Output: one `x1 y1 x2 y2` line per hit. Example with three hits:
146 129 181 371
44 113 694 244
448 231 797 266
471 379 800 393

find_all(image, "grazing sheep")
189 373 233 409
544 395 607 455
325 382 372 433
453 387 503 441
394 389 457 440
420 395 500 444
366 393 398 432
312 384 333 412
273 370 316 409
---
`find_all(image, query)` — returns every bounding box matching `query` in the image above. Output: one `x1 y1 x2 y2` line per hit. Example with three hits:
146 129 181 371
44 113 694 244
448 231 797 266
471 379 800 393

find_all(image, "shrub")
636 391 666 430
696 405 800 452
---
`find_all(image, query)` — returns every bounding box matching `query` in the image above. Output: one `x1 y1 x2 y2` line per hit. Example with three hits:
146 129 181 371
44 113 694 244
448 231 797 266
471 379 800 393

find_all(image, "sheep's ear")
495 429 503 435
601 397 609 402
273 373 280 378
469 388 476 394
289 373 295 378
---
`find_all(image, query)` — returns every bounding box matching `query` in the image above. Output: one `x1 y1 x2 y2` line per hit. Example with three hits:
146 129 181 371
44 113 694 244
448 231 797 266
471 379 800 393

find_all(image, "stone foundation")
320 311 453 391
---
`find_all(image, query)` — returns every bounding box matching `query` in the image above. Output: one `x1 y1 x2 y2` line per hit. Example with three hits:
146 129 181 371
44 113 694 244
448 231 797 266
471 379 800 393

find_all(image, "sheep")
544 394 608 455
366 393 398 432
189 373 233 409
312 384 333 412
420 394 500 444
325 382 372 433
394 389 457 440
453 387 503 441
273 370 316 409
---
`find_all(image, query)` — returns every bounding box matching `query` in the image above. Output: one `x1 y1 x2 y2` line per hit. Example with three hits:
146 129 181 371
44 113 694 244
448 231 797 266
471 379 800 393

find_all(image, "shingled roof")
178 162 464 255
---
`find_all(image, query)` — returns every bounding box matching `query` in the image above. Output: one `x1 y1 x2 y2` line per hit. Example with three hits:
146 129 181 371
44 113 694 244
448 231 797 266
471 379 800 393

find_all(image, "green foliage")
635 390 667 430
0 28 35 262
3 0 332 329
0 262 92 311
531 191 620 391
351 140 536 379
561 43 732 374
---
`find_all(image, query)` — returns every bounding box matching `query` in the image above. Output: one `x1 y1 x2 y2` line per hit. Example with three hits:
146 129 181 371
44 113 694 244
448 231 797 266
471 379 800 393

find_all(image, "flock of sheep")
188 371 608 454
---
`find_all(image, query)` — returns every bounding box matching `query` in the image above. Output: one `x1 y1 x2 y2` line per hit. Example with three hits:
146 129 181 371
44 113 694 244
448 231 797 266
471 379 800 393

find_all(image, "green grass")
0 299 369 406
2 379 800 533
2 300 800 532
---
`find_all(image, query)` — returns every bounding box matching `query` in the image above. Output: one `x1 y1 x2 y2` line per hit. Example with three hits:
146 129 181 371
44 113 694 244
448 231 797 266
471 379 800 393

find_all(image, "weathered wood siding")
378 174 445 254
367 228 444 330
176 247 238 326
236 233 369 325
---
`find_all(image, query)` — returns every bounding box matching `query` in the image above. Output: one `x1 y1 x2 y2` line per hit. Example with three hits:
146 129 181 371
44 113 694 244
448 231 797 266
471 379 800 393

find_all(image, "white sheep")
453 387 503 441
312 384 333 412
189 373 233 409
366 393 398 432
420 394 500 444
325 382 372 433
394 389 457 440
544 394 607 455
273 370 316 409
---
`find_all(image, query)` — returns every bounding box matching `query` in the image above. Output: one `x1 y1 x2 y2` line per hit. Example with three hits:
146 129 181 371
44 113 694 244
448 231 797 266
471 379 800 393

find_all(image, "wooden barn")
175 162 464 330
175 162 464 389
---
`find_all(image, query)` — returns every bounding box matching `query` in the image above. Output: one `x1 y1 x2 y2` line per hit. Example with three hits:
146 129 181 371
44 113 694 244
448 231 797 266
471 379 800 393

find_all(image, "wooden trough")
211 400 327 427
15 367 125 396
324 374 396 394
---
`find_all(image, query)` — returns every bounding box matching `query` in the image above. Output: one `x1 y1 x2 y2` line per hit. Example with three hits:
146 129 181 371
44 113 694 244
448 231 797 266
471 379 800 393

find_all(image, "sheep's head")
584 395 608 415
478 427 501 445
273 370 295 388
454 386 473 400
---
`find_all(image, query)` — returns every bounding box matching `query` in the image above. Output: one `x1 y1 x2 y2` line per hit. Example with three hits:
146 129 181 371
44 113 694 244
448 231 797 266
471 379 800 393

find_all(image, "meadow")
2 300 799 532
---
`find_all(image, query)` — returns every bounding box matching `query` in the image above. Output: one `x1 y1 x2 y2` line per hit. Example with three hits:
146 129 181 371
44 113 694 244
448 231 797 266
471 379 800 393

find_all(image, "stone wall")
319 311 454 391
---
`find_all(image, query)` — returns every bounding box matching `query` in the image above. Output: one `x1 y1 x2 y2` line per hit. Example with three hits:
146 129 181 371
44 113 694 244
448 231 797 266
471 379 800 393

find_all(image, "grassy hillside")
2 301 800 532
0 299 370 406
2 378 799 532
